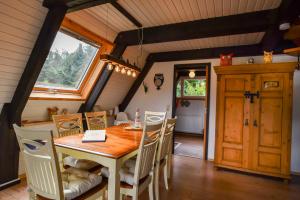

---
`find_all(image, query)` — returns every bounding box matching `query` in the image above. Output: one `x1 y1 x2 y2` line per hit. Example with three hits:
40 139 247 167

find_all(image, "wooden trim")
116 9 278 46
110 2 142 28
214 62 297 75
31 18 114 100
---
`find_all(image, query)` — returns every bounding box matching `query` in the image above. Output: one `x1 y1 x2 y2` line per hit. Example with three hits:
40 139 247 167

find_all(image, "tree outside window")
176 78 206 98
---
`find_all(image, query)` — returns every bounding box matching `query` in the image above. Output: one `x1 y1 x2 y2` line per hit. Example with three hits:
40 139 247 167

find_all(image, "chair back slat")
85 111 107 130
13 124 63 200
53 113 83 137
134 111 166 184
158 118 177 161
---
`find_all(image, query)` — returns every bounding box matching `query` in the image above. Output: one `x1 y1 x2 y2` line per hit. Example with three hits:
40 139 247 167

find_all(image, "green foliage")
36 43 97 89
176 79 206 97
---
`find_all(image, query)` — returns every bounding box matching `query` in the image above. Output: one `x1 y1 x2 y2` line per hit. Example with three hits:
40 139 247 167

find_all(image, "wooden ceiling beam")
111 2 142 28
78 44 127 113
115 9 278 46
43 0 117 12
262 0 300 51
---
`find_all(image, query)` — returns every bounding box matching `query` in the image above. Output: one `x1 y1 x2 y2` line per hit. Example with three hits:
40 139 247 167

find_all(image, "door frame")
172 63 211 160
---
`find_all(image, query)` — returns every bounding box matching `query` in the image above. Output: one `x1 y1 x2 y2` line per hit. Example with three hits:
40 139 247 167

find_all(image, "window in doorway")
176 78 206 98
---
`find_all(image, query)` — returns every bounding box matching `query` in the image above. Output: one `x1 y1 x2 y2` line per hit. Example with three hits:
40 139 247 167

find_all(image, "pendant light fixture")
100 3 141 78
189 71 196 78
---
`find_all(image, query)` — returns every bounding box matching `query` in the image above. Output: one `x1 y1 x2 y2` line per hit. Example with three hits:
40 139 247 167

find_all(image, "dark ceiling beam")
0 4 67 189
78 44 127 113
262 0 300 51
43 0 117 12
9 6 67 125
115 9 278 46
111 2 142 28
119 40 296 112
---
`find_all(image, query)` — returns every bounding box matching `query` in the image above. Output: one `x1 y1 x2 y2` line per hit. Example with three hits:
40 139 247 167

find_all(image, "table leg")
108 159 121 200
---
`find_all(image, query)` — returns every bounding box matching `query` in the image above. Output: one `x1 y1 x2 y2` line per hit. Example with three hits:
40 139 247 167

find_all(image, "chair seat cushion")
62 168 103 200
101 166 135 186
64 156 99 170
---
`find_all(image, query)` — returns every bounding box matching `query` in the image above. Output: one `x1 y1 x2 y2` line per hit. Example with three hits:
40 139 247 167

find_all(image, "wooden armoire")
214 62 295 179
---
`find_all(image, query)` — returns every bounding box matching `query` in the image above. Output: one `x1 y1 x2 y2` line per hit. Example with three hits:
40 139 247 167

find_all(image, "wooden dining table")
54 124 143 200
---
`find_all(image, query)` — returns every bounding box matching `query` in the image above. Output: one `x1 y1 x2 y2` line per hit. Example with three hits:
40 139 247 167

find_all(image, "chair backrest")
133 111 167 185
116 112 129 121
52 113 83 137
85 111 107 130
13 124 64 200
157 118 177 162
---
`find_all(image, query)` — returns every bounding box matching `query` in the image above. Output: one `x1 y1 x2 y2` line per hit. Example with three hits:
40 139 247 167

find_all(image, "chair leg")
149 177 154 200
164 163 169 190
154 165 160 200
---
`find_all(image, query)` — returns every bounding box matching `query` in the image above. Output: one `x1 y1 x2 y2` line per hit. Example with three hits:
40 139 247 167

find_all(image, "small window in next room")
176 78 206 98
35 30 99 91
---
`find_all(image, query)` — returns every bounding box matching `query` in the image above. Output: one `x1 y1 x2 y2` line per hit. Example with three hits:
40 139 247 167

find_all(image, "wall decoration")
154 73 164 90
263 51 273 63
61 108 68 115
247 57 255 64
47 107 58 120
143 81 148 93
180 100 191 107
220 53 234 66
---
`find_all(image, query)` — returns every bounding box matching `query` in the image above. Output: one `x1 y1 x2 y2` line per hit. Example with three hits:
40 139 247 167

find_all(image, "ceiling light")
189 71 195 78
132 71 137 78
121 67 126 74
115 65 120 72
127 70 132 76
107 62 114 70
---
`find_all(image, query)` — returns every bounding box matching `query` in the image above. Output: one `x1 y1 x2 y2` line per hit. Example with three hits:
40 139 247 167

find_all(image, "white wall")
0 0 48 113
175 100 205 134
125 54 300 172
22 100 84 121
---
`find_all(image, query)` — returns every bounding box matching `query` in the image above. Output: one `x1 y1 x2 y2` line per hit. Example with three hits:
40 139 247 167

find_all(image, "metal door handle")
244 119 249 126
253 120 258 127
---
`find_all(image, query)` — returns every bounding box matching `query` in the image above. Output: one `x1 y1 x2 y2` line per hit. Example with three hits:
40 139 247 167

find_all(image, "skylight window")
35 31 98 90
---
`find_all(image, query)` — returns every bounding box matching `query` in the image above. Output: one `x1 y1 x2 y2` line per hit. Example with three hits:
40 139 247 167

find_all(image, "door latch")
244 91 260 103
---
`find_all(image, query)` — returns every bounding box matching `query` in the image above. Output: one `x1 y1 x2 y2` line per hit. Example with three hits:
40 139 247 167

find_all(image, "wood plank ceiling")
66 0 282 53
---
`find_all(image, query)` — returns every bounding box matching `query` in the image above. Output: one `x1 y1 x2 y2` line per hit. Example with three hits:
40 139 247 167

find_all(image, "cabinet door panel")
215 75 250 168
253 73 290 175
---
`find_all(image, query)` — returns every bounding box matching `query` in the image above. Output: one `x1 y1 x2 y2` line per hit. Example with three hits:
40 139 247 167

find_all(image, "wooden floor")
174 133 203 159
1 156 300 200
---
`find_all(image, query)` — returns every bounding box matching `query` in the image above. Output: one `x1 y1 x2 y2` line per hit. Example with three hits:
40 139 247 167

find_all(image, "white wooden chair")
85 111 107 130
154 118 177 200
101 111 166 200
52 113 100 171
13 124 107 200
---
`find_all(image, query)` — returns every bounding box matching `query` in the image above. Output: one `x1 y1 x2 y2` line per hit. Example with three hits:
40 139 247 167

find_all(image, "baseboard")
175 131 203 137
0 178 20 191
291 171 300 176
19 173 26 180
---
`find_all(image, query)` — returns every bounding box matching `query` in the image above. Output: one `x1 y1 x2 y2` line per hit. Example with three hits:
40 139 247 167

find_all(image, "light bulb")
189 71 195 78
107 62 113 70
115 65 120 72
127 70 132 76
132 71 137 78
121 67 126 74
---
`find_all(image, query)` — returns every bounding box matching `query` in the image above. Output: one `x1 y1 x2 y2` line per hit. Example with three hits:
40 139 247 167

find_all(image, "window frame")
176 76 206 100
30 18 114 101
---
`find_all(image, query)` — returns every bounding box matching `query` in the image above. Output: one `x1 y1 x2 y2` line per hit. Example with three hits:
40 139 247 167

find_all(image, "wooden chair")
52 113 99 171
13 124 107 200
101 111 166 200
85 111 107 130
154 118 177 200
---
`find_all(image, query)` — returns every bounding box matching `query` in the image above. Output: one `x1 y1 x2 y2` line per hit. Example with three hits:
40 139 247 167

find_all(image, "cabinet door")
215 75 251 168
252 73 291 175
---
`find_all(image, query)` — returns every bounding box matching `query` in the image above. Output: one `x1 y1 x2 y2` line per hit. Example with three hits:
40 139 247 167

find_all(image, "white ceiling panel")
118 0 281 28
133 32 264 53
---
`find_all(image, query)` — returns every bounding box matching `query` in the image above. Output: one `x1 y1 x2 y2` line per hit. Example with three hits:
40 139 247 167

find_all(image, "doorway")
172 63 211 160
